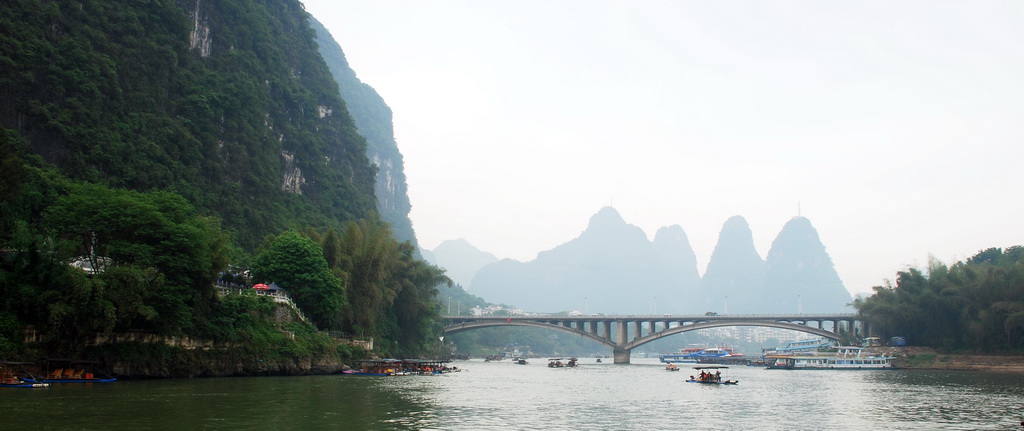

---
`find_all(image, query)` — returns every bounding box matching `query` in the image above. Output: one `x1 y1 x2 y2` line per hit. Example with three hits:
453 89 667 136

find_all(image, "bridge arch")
444 320 617 350
622 320 841 351
442 313 863 364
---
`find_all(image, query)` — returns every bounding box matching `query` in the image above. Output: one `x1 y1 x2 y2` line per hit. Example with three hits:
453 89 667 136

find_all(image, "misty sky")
303 1 1024 297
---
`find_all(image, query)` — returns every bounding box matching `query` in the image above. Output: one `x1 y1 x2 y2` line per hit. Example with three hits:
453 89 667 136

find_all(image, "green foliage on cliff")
0 0 450 364
0 153 238 353
0 0 376 248
251 231 346 329
854 246 1024 351
310 18 417 247
253 224 452 358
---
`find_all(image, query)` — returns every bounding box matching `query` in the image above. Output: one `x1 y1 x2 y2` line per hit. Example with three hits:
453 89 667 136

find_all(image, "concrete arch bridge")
442 313 866 364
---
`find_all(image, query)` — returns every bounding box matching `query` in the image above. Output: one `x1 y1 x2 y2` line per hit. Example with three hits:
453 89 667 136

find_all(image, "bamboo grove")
854 246 1024 351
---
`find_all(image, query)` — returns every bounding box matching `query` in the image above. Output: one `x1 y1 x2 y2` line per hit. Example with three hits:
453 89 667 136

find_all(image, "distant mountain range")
421 238 498 288
425 206 852 314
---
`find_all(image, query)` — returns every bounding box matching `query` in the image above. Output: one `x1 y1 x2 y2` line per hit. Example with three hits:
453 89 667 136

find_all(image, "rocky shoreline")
893 347 1024 373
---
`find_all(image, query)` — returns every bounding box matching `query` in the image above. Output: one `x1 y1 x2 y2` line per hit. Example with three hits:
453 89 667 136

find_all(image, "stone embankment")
892 347 1024 373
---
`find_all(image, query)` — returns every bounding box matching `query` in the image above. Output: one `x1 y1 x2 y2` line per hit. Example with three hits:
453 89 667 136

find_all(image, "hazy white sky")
302 0 1024 296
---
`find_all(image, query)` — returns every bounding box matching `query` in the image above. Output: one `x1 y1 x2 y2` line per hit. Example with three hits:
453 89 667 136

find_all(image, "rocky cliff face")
0 0 378 248
310 18 419 248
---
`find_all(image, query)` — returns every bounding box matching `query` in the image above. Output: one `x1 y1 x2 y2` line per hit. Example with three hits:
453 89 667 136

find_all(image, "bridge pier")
613 347 630 364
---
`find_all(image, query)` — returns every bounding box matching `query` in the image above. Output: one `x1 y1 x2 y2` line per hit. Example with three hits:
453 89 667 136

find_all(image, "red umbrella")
253 283 270 290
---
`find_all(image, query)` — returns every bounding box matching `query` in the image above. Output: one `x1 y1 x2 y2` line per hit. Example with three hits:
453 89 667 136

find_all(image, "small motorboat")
666 364 680 371
547 358 578 368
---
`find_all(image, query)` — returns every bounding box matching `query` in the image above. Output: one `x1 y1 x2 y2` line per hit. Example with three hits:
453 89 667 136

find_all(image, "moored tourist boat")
1 362 50 388
348 359 409 376
761 338 833 356
347 359 455 376
26 359 117 383
764 346 896 370
661 346 743 364
685 366 738 385
659 347 703 364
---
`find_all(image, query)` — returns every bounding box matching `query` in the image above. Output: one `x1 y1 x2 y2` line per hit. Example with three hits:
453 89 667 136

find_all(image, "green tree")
42 183 230 334
251 231 345 329
855 246 1024 352
335 219 402 338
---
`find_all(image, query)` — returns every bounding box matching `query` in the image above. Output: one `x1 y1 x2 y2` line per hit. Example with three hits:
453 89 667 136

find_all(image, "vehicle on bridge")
685 366 738 385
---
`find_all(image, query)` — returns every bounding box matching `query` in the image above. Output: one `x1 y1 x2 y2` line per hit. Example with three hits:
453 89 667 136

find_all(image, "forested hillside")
310 18 418 248
0 0 376 248
0 0 448 369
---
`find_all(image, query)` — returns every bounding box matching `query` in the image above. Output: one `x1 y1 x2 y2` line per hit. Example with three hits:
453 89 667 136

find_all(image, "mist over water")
4 358 1024 430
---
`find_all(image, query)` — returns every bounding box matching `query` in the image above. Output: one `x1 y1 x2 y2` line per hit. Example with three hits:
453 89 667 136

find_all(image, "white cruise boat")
765 346 896 370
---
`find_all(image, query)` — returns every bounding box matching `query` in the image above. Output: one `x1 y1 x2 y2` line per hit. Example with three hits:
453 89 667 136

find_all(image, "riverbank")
893 347 1024 373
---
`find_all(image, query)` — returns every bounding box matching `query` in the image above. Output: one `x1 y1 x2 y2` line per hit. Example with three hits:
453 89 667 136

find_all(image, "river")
4 358 1024 430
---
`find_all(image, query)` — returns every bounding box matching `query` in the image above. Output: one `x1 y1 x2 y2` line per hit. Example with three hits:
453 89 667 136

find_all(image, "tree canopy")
854 246 1024 351
251 231 345 330
249 222 452 357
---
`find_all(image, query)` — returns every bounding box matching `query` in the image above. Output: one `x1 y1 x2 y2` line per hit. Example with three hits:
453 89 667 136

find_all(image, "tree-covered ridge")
0 0 376 248
0 0 455 365
252 222 451 357
310 18 418 247
854 246 1024 351
0 147 450 360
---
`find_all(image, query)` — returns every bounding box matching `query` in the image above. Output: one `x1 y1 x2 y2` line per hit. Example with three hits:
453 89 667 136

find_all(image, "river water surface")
4 358 1024 430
